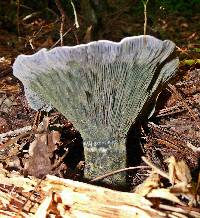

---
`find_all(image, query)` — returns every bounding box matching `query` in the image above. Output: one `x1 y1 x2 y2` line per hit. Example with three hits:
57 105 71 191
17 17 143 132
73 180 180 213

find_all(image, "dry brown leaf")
170 182 192 194
147 188 185 206
175 160 192 184
26 132 52 177
0 78 20 94
166 156 176 185
25 117 61 178
0 94 18 113
170 180 199 206
134 172 160 196
165 156 192 185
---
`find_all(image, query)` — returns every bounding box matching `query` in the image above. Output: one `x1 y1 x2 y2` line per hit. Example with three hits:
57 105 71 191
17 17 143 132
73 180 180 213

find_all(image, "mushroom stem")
83 138 126 186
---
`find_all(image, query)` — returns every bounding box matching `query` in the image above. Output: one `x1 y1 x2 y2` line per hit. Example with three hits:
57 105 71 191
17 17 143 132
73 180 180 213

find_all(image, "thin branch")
142 0 149 44
91 166 150 182
0 125 32 141
16 0 20 37
51 148 69 170
55 0 66 46
142 156 170 180
71 0 79 29
50 28 73 49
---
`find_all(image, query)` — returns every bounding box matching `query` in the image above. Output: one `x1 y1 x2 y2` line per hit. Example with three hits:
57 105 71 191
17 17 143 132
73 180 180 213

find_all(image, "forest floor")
0 7 199 217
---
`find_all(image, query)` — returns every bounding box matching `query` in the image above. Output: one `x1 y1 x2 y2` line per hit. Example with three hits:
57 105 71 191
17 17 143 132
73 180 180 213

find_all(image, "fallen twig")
91 166 150 182
142 156 170 180
0 125 32 142
55 0 66 46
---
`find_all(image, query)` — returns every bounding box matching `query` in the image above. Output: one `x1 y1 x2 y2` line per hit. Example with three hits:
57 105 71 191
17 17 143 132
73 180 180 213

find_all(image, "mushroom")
13 35 179 187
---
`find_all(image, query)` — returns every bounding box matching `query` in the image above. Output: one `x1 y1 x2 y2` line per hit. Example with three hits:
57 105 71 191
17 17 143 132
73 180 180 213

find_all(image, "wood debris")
0 156 199 217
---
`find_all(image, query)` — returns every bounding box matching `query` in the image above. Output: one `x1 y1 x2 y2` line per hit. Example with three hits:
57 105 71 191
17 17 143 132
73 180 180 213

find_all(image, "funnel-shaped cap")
13 35 178 142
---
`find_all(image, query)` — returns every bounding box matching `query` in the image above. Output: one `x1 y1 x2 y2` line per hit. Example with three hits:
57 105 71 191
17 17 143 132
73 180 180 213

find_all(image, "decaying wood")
37 175 164 218
1 156 199 218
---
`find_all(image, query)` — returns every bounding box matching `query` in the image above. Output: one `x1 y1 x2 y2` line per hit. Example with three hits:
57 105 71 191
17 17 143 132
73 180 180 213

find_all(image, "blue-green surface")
13 35 179 186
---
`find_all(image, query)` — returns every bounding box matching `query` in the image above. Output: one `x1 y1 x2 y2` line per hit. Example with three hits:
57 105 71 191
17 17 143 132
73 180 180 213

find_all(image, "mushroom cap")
13 35 179 141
